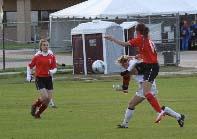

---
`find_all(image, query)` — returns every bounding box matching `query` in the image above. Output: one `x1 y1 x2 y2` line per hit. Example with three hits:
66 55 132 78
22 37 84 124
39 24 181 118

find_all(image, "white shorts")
135 82 158 98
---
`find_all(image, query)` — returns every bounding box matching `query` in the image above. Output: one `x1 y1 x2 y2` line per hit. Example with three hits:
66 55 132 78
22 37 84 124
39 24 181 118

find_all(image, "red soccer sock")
145 92 162 113
32 98 42 107
36 103 48 116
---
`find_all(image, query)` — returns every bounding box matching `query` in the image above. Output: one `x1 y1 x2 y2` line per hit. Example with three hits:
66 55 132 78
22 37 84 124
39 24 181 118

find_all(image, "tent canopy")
120 21 138 29
71 20 119 34
50 0 197 19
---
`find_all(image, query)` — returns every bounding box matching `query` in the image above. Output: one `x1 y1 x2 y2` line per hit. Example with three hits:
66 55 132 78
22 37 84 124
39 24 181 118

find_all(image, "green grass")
0 65 73 73
0 58 31 62
0 75 197 139
0 42 37 50
159 65 196 72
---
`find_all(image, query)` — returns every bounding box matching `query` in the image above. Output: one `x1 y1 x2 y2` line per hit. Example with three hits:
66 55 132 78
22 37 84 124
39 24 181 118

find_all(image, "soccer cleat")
31 105 36 117
177 114 185 127
113 84 128 93
117 124 128 128
34 113 41 119
48 103 57 108
51 105 57 108
116 88 128 93
115 87 128 93
155 110 165 123
122 90 128 93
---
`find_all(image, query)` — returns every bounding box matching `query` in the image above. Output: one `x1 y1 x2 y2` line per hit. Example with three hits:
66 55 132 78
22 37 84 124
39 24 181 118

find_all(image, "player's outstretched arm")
104 35 130 47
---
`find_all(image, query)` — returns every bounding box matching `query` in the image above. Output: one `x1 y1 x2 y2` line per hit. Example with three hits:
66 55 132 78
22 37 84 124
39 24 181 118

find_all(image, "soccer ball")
92 60 105 74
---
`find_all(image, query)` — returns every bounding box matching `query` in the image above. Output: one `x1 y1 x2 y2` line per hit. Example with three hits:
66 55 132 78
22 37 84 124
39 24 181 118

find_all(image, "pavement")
179 51 197 68
158 51 197 76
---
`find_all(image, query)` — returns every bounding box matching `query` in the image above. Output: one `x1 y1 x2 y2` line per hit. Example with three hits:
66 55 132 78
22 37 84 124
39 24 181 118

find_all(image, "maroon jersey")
29 53 57 77
128 35 158 63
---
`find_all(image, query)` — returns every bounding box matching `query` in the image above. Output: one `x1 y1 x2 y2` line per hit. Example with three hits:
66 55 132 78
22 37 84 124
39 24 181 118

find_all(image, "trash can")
162 51 175 66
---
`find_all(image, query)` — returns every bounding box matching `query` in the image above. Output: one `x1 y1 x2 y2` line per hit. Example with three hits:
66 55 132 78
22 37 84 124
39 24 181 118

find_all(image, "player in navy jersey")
27 39 57 118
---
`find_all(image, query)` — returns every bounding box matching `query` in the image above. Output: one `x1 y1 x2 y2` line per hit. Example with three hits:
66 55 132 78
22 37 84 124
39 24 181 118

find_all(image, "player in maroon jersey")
26 39 57 118
105 23 164 123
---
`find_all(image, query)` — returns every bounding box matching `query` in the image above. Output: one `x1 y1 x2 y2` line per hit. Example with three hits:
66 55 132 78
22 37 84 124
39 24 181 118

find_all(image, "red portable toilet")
71 20 124 75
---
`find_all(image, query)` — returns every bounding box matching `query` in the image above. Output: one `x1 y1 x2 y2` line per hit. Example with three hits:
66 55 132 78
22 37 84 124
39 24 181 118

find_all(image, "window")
5 11 16 26
31 11 38 26
41 11 49 21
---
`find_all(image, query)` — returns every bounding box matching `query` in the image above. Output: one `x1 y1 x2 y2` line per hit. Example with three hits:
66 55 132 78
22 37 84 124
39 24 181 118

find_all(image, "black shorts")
135 63 145 75
35 76 53 90
135 62 159 83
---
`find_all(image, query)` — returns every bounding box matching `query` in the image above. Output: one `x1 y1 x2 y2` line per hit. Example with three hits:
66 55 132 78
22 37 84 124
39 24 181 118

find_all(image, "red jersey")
128 35 158 63
28 53 57 77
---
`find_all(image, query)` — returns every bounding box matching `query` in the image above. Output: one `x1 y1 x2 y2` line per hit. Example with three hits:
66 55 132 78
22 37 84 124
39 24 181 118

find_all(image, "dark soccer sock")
33 98 42 107
145 92 161 113
36 103 48 116
122 74 130 89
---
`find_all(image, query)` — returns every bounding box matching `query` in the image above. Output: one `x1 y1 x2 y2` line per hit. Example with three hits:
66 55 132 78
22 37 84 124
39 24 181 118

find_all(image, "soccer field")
0 76 197 139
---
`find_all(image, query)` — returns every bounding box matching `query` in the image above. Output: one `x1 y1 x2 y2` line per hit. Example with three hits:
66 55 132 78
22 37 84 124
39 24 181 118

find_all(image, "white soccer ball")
92 60 105 74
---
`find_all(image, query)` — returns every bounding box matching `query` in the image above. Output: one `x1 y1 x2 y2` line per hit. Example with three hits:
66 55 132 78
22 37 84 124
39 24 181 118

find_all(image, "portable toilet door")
84 33 103 74
124 26 137 56
72 34 84 74
121 21 138 56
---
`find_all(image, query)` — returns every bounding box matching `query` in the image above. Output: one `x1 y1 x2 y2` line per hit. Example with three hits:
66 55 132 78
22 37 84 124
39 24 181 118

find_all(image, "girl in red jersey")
26 39 57 118
35 49 58 108
105 23 164 123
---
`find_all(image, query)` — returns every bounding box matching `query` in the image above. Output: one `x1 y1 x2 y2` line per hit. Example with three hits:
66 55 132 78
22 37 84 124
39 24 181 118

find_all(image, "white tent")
120 21 138 30
50 0 197 19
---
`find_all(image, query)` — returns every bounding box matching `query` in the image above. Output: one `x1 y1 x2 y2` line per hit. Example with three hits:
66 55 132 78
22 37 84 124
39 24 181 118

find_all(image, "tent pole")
102 34 107 74
148 16 151 24
82 34 87 75
175 13 180 66
49 16 52 41
49 16 53 52
126 30 129 54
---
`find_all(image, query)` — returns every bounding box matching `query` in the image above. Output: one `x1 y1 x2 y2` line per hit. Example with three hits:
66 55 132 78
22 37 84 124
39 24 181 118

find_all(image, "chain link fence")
128 15 180 66
50 15 181 66
0 21 73 71
0 15 181 70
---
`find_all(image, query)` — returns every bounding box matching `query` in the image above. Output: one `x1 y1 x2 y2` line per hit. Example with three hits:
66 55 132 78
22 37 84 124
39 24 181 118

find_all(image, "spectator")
190 20 197 50
181 20 191 50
